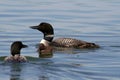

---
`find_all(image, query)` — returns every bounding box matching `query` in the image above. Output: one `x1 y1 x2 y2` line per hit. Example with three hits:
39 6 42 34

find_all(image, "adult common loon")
4 41 28 62
30 22 99 49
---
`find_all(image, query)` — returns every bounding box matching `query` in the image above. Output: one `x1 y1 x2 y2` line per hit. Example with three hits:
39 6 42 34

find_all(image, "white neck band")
45 34 54 38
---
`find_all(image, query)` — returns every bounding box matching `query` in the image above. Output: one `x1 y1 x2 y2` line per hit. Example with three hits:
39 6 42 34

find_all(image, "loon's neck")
11 52 20 56
44 34 54 42
40 34 54 46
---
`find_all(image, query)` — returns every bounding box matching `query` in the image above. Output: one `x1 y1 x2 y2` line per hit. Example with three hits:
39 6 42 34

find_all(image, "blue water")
0 0 120 80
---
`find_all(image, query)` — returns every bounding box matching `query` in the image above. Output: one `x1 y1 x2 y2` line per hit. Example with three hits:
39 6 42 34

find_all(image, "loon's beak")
30 26 39 29
22 44 28 48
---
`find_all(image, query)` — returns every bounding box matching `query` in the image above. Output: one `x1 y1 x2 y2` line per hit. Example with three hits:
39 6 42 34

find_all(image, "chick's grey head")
11 41 28 56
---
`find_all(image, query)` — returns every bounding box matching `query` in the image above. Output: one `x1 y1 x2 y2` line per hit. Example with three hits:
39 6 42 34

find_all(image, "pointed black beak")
30 26 39 29
22 44 28 48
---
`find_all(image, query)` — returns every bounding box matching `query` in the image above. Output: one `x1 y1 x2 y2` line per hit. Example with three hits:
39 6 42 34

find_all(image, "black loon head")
11 41 28 56
30 22 54 42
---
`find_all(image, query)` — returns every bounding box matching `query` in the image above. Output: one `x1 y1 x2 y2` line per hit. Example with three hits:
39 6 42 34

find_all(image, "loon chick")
30 22 99 49
4 41 28 62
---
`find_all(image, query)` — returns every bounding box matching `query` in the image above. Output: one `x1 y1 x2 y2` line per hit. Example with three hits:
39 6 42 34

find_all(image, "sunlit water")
0 0 120 80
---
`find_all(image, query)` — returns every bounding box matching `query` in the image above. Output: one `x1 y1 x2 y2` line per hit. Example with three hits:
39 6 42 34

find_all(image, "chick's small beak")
22 44 28 48
30 26 39 29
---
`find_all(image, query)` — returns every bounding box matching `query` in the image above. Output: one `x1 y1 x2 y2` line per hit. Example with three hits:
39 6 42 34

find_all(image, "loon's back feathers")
51 38 99 48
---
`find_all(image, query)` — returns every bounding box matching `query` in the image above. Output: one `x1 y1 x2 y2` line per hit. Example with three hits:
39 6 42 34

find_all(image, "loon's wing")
52 38 99 48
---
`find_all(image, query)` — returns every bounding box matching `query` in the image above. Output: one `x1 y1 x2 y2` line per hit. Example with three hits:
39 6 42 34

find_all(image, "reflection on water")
9 63 22 80
0 0 120 80
39 53 53 58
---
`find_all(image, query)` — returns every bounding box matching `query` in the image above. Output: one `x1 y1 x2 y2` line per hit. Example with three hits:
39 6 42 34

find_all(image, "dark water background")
0 0 120 80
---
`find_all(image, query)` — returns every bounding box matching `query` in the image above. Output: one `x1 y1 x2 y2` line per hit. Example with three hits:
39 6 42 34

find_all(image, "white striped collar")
45 34 54 38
